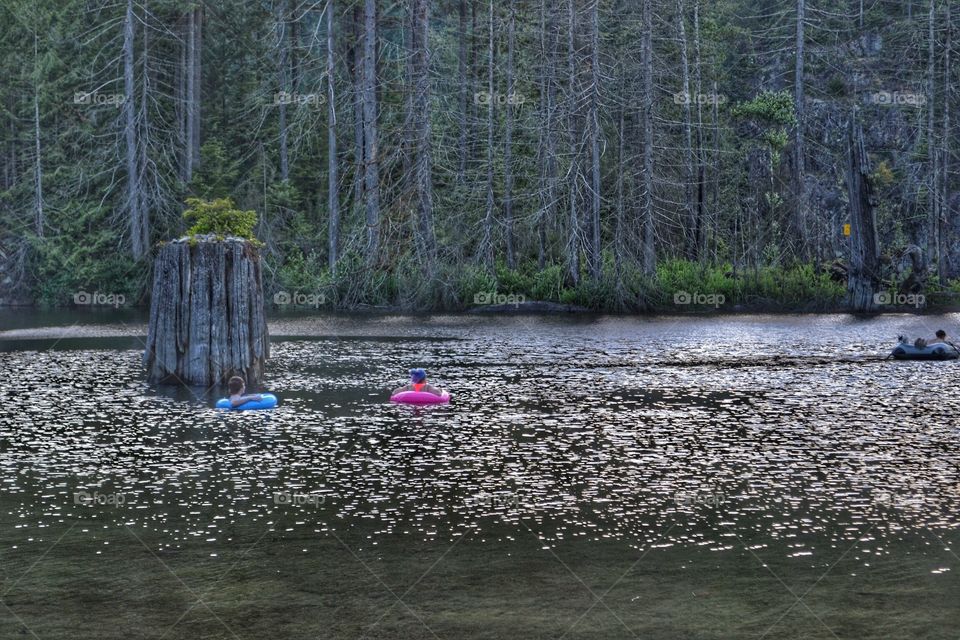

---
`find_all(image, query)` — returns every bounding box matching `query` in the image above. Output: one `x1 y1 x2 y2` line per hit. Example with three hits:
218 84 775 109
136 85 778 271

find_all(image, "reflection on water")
1 314 959 559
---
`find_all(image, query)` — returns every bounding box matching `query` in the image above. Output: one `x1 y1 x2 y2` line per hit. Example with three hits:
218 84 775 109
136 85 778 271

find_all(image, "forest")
0 0 955 311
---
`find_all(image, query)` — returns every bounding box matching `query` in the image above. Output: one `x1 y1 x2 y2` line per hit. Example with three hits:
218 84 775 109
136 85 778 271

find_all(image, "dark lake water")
1 311 958 639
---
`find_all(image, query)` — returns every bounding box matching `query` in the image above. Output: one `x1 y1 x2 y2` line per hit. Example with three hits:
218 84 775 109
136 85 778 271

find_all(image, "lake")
1 311 958 639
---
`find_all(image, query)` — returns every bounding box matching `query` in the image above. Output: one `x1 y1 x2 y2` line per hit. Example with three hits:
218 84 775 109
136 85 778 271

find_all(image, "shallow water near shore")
1 311 959 639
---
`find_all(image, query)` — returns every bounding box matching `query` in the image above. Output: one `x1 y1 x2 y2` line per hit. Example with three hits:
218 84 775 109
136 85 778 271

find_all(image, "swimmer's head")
409 368 427 383
936 329 947 339
228 376 245 395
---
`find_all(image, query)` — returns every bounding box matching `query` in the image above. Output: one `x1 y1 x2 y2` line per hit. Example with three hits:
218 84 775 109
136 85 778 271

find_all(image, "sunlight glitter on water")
1 313 959 571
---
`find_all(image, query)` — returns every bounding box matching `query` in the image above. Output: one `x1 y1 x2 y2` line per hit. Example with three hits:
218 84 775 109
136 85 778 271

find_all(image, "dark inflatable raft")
891 342 960 361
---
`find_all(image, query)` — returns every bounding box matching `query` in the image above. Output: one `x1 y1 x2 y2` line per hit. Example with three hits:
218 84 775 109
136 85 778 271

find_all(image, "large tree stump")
143 236 269 386
845 115 880 312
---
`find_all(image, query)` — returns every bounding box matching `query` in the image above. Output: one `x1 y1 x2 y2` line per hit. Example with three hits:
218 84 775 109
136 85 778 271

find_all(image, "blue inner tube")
891 343 960 361
215 393 278 410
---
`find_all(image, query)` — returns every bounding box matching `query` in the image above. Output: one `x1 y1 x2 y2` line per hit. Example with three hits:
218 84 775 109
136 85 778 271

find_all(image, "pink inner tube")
390 390 450 405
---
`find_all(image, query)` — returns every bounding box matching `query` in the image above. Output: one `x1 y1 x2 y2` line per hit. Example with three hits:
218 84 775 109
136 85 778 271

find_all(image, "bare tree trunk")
402 0 415 189
615 102 625 279
640 0 656 274
138 0 151 251
5 104 16 191
587 0 601 280
290 11 302 91
184 7 202 182
362 0 381 264
846 113 880 312
712 77 720 262
794 0 808 261
469 0 479 166
538 0 558 268
350 6 365 205
942 0 952 282
176 16 185 179
124 0 145 258
193 7 202 168
32 35 44 238
482 0 495 269
327 0 340 273
677 0 697 261
566 0 580 285
413 0 436 269
457 0 469 185
693 0 706 260
927 0 938 280
504 0 516 269
277 0 290 182
144 239 269 386
184 10 194 182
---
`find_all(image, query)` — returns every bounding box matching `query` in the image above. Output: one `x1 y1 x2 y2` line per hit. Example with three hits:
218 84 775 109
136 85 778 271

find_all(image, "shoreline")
1 298 959 316
2 308 960 342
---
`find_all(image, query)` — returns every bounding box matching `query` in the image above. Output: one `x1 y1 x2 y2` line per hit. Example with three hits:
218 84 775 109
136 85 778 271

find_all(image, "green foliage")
189 140 239 199
495 260 535 293
732 90 797 126
827 75 847 97
871 160 895 188
27 205 145 306
764 130 790 151
654 260 844 309
182 197 260 242
530 265 566 301
0 0 944 312
457 266 497 304
276 248 329 293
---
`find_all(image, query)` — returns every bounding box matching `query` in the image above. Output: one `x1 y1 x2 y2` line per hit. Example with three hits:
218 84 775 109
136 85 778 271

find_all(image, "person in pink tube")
392 368 444 397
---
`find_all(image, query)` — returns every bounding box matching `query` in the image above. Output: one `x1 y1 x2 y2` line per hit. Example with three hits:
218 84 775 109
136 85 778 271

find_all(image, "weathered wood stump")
143 236 269 386
845 115 880 312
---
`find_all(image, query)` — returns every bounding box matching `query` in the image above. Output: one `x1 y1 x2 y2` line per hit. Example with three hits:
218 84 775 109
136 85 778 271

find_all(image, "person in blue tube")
392 368 444 397
228 376 264 407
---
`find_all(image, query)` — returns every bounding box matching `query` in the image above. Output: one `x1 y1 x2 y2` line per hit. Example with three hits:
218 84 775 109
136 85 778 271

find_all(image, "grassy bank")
24 241 960 313
22 251 862 313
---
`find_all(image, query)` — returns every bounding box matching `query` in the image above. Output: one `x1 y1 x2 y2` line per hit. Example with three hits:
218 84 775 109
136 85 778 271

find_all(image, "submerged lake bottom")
1 312 958 639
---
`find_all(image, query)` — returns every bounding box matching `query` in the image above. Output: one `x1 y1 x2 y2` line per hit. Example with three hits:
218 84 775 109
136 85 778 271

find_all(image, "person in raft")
228 375 263 407
916 329 949 348
392 368 444 397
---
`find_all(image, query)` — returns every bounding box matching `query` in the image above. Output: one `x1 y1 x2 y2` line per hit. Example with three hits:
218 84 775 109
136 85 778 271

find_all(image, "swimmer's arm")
230 394 263 407
392 383 412 395
424 384 444 396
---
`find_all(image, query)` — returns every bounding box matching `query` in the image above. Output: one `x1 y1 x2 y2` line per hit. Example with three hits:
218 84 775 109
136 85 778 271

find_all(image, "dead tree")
144 237 269 387
361 0 380 263
327 0 340 273
846 115 880 312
